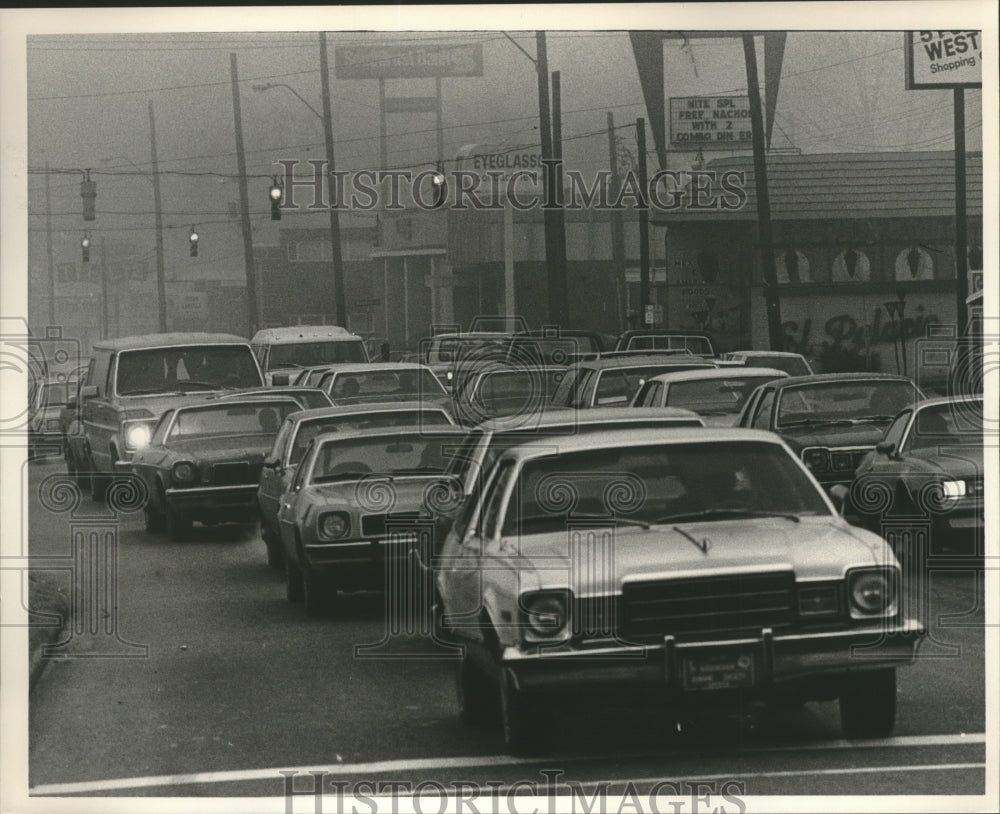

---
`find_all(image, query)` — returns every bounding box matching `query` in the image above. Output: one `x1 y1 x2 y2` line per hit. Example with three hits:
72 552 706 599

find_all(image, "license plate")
682 651 756 691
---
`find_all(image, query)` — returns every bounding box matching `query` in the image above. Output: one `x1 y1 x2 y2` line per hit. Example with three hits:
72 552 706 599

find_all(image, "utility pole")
536 31 561 326
148 101 168 333
230 54 260 336
637 118 650 325
100 236 109 339
607 113 627 332
319 32 348 327
742 34 783 351
45 162 56 325
954 88 969 335
551 70 569 326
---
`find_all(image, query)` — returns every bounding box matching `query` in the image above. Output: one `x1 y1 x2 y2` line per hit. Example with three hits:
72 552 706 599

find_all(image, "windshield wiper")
572 514 651 530
779 418 857 428
854 414 896 422
655 508 801 524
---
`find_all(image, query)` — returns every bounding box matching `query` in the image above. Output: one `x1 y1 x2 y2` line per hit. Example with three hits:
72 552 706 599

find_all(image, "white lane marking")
29 732 987 796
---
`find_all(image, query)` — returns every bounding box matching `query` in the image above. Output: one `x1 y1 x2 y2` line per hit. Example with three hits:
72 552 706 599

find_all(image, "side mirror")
262 455 281 470
80 385 98 400
828 484 849 515
875 440 896 457
271 373 290 387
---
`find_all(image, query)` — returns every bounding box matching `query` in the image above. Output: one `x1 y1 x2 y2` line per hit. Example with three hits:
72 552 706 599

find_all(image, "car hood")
304 474 453 513
905 445 984 477
164 435 276 463
780 422 888 450
507 516 889 594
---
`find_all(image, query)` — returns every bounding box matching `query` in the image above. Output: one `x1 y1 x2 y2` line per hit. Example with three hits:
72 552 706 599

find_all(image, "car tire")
457 650 496 727
285 556 304 603
839 669 897 739
498 665 546 755
165 503 192 542
303 569 336 617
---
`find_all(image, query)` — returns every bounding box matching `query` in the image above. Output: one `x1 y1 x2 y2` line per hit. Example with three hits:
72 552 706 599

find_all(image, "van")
250 325 370 385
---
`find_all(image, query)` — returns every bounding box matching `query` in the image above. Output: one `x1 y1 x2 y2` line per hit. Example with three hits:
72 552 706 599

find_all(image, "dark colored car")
258 402 456 568
613 329 716 358
132 397 302 540
848 395 984 555
29 377 72 459
738 373 925 489
451 365 566 426
502 330 612 366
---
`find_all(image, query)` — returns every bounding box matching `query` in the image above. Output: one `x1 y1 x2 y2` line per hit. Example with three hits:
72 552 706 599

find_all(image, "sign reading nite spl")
670 96 752 150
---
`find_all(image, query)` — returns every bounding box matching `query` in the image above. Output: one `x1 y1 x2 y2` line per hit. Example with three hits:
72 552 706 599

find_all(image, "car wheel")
303 568 336 617
285 555 304 603
165 503 192 542
498 665 546 755
839 669 896 739
457 649 496 727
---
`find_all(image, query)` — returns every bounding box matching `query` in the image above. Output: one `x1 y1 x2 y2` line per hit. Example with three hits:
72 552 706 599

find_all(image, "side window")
105 354 117 398
290 448 311 491
150 411 173 446
84 357 97 387
272 419 294 463
633 380 653 406
645 381 664 406
482 460 516 540
751 389 776 429
884 410 912 452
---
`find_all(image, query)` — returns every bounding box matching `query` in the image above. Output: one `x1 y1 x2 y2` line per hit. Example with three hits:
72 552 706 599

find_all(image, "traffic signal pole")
148 101 168 333
230 54 260 337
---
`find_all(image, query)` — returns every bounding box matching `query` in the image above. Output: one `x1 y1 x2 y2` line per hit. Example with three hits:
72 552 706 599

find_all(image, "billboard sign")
670 96 752 150
905 31 982 89
335 43 484 79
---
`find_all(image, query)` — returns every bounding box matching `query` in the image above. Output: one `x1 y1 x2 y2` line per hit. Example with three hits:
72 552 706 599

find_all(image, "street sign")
335 43 483 79
670 96 752 150
644 304 663 325
905 31 982 89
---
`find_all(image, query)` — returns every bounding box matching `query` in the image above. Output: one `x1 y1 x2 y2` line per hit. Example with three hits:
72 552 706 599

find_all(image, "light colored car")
276 425 467 616
550 354 716 409
317 362 450 409
258 402 456 568
723 350 814 377
250 325 369 385
435 427 925 753
630 367 789 425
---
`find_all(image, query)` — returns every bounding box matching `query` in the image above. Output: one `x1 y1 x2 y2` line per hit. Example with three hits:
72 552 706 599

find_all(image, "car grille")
620 571 797 643
209 462 259 486
361 511 421 538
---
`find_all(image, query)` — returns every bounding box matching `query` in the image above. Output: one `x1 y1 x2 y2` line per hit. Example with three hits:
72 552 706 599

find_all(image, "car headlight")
123 421 154 451
521 590 571 643
847 568 898 619
802 448 830 473
941 479 967 499
171 461 197 483
319 512 350 540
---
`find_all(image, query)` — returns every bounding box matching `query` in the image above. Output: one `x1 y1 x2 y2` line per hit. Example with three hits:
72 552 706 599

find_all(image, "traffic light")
269 177 283 221
81 171 96 221
81 233 90 263
431 163 446 209
189 225 199 257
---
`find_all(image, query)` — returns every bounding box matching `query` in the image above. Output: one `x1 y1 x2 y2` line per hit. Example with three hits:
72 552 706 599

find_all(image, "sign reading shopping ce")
335 43 484 79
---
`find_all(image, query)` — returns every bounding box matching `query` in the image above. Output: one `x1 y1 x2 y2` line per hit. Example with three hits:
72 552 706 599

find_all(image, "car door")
276 444 313 563
259 416 294 532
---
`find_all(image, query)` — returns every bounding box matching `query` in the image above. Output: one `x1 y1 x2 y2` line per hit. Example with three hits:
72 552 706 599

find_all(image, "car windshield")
471 370 565 416
117 345 261 395
776 380 919 428
908 402 984 448
666 376 779 415
290 410 453 465
742 355 810 377
505 440 829 535
268 340 366 370
311 431 464 482
329 369 445 403
167 401 300 441
41 382 71 406
628 335 713 355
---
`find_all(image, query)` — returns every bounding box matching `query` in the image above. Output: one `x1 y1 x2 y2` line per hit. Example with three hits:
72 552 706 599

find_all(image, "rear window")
290 410 453 465
167 401 299 440
268 340 366 370
116 345 262 395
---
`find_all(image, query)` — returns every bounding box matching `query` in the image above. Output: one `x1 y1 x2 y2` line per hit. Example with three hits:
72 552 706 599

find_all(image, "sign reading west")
669 96 752 150
905 31 982 89
335 44 484 79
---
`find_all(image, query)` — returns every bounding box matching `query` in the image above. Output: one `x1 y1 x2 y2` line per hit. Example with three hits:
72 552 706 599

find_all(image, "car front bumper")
165 483 259 520
503 619 926 696
302 535 416 583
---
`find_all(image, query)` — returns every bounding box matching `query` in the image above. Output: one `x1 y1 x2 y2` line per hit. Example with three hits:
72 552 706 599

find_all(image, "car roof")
618 329 713 338
475 405 703 432
499 426 787 461
308 424 467 448
912 394 983 410
568 354 716 371
774 372 917 388
251 325 360 342
91 332 251 351
645 366 789 384
287 401 453 424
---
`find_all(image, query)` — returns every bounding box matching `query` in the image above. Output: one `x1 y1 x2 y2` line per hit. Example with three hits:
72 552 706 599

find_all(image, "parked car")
258 402 456 568
630 367 788 425
451 365 567 426
848 395 984 554
550 354 716 409
250 325 369 385
28 377 73 459
318 363 450 409
131 396 302 540
276 425 467 615
213 386 333 410
737 373 924 490
613 329 716 358
71 333 265 500
435 427 924 753
722 350 814 377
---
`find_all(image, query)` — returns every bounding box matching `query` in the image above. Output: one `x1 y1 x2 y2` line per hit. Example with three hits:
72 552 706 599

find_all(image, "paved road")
24 458 988 801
